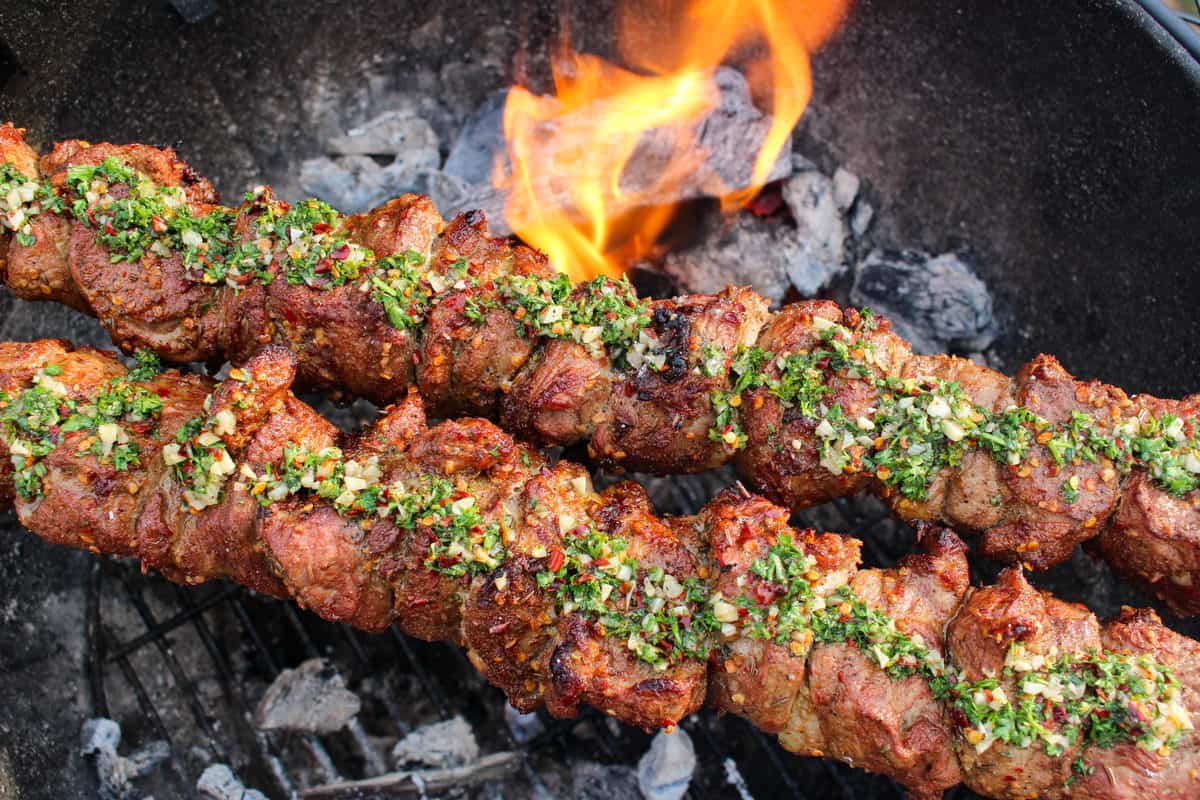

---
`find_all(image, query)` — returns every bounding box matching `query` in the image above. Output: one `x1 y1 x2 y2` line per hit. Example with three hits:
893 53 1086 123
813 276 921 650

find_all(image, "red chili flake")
311 222 333 235
746 189 783 217
546 547 565 573
330 243 351 260
150 215 167 234
752 582 779 605
314 260 331 274
103 222 117 236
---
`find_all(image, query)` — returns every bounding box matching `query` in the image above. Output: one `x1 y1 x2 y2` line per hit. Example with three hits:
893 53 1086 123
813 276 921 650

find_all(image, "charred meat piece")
4 123 1200 609
947 568 1102 799
808 526 968 798
3 338 1200 800
591 287 770 474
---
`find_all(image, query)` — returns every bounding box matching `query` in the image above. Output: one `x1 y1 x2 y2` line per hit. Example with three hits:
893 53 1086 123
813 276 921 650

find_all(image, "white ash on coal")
300 65 795 236
662 209 795 304
503 703 546 744
196 764 268 800
391 715 480 769
80 718 169 800
662 155 854 304
850 250 997 355
781 163 851 296
637 727 696 800
253 657 361 735
300 110 442 213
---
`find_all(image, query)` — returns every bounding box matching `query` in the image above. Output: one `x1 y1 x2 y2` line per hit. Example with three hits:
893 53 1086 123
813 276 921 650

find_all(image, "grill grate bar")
229 594 344 785
748 727 808 800
172 586 300 796
116 573 231 763
85 562 110 720
85 558 910 799
387 627 452 718
104 622 173 745
104 586 240 662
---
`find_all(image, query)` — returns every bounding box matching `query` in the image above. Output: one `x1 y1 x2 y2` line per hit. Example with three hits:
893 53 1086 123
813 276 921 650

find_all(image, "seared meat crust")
809 526 967 799
947 569 1101 799
3 337 1200 800
5 124 1200 611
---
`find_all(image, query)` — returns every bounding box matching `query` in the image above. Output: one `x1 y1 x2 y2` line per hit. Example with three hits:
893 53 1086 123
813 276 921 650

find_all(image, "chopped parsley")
0 361 163 500
498 273 652 364
944 642 1189 757
162 410 236 511
536 524 719 669
370 250 435 330
709 311 1200 503
0 162 65 246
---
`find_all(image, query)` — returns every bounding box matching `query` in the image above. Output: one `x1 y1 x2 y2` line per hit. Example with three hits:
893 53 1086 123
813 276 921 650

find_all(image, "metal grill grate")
80 494 985 800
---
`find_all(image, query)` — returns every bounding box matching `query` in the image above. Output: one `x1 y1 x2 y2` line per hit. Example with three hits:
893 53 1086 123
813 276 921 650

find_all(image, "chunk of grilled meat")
4 339 1199 799
3 125 1200 613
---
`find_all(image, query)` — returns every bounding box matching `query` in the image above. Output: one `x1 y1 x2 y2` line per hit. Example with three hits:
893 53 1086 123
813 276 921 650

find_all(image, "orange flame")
497 0 850 281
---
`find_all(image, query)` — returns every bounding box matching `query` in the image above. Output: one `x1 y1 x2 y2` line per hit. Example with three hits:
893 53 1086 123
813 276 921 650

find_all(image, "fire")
496 0 850 281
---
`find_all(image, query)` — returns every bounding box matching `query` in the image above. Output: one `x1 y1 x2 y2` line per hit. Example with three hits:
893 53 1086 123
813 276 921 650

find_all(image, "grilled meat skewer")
2 125 1199 614
1 339 1197 798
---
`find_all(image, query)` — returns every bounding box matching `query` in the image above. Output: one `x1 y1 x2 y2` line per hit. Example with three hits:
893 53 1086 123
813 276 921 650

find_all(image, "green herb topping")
0 162 66 246
498 274 653 365
725 534 1192 759
1 361 163 500
947 642 1191 757
708 314 1200 503
536 523 719 669
162 405 237 512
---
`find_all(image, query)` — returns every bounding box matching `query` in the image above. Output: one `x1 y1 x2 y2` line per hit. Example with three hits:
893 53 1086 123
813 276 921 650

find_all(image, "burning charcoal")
850 250 997 354
299 155 428 214
444 66 792 233
781 168 849 296
300 112 441 213
254 658 361 734
80 718 169 800
326 110 440 162
572 762 640 800
391 716 480 769
831 167 861 212
197 764 268 800
695 68 793 196
444 89 508 187
636 728 696 800
503 703 546 744
662 211 793 303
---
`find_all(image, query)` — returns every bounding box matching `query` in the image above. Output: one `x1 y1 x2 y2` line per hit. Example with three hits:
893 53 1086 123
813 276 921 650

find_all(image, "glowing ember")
496 0 850 281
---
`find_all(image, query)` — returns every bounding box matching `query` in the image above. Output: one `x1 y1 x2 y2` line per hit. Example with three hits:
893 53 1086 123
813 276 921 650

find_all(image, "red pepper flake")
150 215 167 234
546 547 565 572
330 243 351 260
311 222 333 235
752 582 779 605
